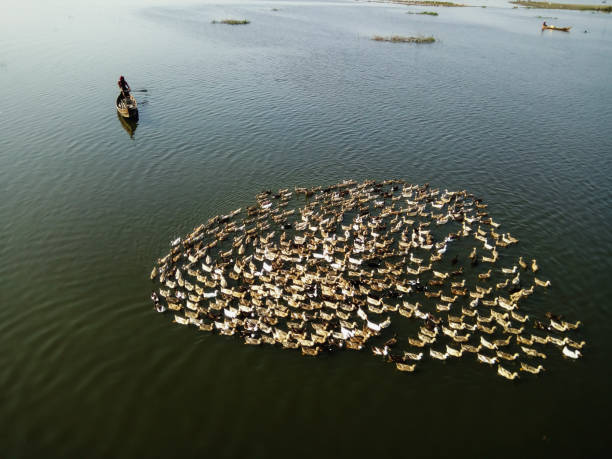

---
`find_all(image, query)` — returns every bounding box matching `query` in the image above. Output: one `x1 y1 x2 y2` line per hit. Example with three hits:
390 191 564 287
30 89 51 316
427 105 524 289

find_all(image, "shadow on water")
117 112 138 139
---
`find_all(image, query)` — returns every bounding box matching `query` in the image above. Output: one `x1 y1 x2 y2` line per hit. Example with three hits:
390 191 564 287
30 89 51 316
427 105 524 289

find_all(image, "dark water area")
1 1 611 457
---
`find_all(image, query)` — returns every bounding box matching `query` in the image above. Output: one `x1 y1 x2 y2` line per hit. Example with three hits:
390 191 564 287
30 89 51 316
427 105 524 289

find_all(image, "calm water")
1 0 611 457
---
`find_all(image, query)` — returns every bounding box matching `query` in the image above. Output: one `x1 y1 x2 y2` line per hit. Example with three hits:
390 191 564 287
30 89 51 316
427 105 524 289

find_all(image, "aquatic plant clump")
150 180 585 380
390 1 465 7
212 19 250 25
372 35 436 43
510 1 612 13
408 11 439 15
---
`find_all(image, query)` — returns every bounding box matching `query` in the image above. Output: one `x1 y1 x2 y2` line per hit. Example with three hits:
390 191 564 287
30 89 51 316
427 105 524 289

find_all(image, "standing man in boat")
118 75 131 97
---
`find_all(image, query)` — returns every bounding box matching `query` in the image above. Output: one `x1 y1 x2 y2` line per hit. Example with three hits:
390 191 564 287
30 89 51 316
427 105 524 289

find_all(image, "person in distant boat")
542 21 547 27
118 75 131 97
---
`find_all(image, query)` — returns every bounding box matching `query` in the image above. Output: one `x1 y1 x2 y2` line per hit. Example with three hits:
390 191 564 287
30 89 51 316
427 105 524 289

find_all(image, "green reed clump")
391 1 465 6
372 35 436 43
212 19 250 25
408 10 439 15
510 1 611 12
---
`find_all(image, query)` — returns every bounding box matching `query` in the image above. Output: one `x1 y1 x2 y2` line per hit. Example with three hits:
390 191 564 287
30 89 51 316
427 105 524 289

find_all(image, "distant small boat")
116 92 138 120
542 25 571 32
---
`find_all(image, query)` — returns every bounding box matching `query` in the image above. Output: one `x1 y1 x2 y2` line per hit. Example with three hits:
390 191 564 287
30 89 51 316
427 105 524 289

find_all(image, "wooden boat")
542 25 571 32
116 92 138 120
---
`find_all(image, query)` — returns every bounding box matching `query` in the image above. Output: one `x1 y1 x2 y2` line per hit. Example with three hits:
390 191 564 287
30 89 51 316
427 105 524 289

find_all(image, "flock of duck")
150 179 585 380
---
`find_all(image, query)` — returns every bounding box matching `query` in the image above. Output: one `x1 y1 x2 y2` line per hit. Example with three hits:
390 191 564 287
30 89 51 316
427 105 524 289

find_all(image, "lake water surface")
1 1 611 457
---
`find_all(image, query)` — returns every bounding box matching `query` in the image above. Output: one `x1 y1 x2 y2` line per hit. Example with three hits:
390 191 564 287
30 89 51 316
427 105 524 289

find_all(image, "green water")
1 0 611 457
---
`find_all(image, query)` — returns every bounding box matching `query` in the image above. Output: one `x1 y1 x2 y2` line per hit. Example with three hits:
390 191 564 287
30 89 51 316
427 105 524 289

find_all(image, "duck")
521 346 547 359
372 345 389 356
496 350 519 361
533 320 547 331
496 279 509 289
564 338 586 349
493 335 512 347
446 344 463 358
396 362 416 372
531 334 549 344
461 344 481 353
505 325 524 335
531 259 538 273
562 320 581 330
477 323 497 334
497 365 519 380
511 310 528 323
562 346 581 359
173 315 189 325
518 256 527 270
477 353 497 365
451 279 466 288
549 320 567 332
403 351 423 361
429 348 449 360
534 277 551 287
547 335 567 346
480 336 497 350
519 362 544 374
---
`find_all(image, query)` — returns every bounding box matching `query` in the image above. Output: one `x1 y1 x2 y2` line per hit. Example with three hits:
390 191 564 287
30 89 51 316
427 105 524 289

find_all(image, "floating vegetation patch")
150 180 585 380
212 19 250 25
407 10 439 15
388 1 465 7
510 1 612 13
372 35 436 43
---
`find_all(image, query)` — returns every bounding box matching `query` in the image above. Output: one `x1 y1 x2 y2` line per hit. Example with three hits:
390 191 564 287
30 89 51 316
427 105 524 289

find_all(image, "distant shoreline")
510 1 612 13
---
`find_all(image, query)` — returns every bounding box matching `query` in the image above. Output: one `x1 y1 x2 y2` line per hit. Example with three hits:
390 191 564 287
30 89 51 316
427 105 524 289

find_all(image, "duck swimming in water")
396 362 416 372
497 365 519 380
562 346 582 359
477 353 497 365
403 351 423 361
430 348 449 360
520 362 544 374
534 278 551 287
